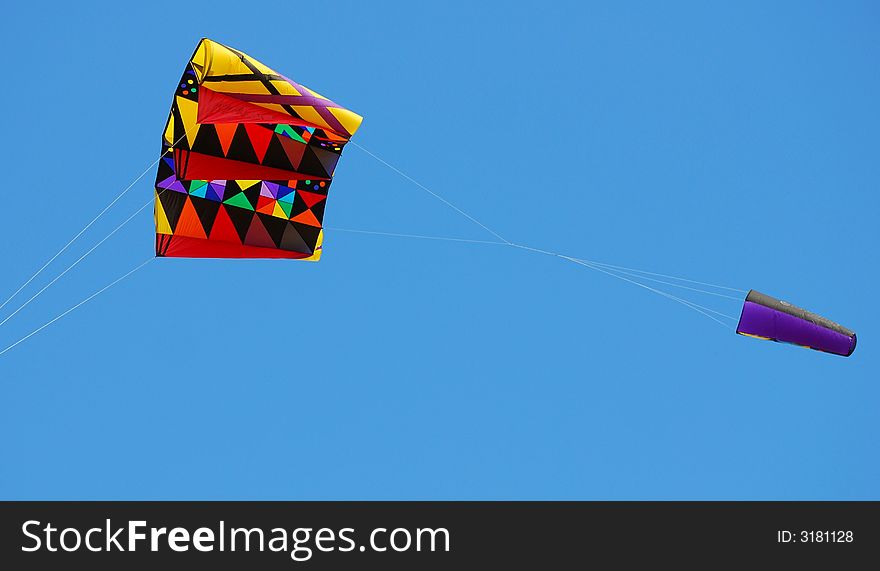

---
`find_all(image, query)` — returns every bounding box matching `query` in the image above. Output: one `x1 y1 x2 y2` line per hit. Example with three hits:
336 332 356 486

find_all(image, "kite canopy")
154 38 362 260
736 290 857 357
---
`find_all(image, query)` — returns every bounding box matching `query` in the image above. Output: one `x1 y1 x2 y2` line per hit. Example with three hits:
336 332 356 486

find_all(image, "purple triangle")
208 181 226 200
205 184 224 202
158 175 187 193
260 181 280 199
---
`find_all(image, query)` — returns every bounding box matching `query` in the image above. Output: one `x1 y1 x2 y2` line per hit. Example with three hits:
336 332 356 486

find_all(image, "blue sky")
0 1 877 499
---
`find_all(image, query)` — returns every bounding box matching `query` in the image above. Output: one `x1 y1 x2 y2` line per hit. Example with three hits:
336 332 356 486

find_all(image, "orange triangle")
209 205 243 244
215 123 237 156
175 197 208 239
256 195 276 215
244 123 273 163
290 209 322 227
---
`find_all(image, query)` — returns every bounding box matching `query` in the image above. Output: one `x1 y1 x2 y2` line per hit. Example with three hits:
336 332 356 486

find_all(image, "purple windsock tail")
736 290 857 357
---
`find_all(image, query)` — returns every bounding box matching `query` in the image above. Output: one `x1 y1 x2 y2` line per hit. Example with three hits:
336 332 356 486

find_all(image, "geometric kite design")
154 38 362 260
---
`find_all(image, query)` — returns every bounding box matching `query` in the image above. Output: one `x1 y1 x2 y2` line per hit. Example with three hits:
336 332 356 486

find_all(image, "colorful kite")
154 38 362 260
737 290 857 357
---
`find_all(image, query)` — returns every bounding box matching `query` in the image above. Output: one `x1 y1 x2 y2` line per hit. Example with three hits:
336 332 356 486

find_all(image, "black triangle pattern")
226 124 260 164
190 195 222 237
241 183 262 210
311 199 326 222
224 205 256 242
257 213 288 247
158 190 187 231
262 136 296 172
297 147 330 179
191 124 224 157
280 224 312 254
155 42 359 258
291 222 321 249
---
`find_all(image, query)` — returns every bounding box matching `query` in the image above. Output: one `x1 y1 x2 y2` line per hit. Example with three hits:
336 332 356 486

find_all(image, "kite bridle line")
0 128 197 354
349 142 512 246
0 193 161 329
0 131 190 328
327 227 742 303
562 260 747 294
0 257 154 357
0 132 743 357
347 141 741 329
508 243 736 328
559 262 743 301
0 225 739 358
322 227 510 247
325 226 745 299
326 227 738 327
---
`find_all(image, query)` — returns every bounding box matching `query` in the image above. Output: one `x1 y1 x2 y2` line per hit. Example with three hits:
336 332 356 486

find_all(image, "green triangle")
279 200 293 218
275 124 307 144
223 191 255 211
189 180 207 192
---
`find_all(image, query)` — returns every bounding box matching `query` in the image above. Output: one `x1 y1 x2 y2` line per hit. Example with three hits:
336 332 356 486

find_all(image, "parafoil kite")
737 290 857 357
154 38 362 260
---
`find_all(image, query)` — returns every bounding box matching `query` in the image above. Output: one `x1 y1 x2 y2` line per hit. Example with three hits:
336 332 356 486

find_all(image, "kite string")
574 258 736 328
0 257 154 357
327 226 741 313
350 144 742 328
0 194 157 328
328 227 741 301
579 260 747 294
0 136 741 349
349 141 512 245
325 226 510 246
507 243 736 327
565 261 743 300
0 127 193 328
330 226 736 326
350 143 746 295
0 133 185 315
